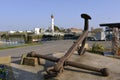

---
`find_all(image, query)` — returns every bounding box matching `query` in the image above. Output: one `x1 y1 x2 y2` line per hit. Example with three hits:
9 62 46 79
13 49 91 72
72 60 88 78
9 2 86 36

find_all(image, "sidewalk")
11 52 120 80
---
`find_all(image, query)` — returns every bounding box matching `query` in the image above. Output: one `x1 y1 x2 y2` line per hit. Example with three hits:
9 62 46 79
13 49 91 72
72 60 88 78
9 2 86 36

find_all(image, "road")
0 40 74 60
0 40 113 61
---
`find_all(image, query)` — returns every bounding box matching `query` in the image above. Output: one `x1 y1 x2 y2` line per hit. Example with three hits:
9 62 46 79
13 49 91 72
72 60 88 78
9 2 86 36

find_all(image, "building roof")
100 23 120 28
70 28 83 33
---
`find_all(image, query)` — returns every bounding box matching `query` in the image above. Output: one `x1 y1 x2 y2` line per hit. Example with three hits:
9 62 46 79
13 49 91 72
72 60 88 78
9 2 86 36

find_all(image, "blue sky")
0 0 120 31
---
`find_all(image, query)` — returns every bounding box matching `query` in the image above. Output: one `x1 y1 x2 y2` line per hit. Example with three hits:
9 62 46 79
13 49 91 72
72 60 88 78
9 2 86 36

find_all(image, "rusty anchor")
46 14 92 77
27 51 109 78
26 13 109 78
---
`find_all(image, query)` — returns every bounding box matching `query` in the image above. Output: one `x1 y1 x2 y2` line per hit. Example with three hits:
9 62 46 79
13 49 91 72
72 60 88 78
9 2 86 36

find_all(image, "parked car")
87 36 97 41
106 34 113 41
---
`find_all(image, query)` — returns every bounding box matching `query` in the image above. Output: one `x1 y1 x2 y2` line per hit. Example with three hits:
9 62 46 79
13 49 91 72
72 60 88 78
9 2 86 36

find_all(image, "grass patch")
0 43 42 50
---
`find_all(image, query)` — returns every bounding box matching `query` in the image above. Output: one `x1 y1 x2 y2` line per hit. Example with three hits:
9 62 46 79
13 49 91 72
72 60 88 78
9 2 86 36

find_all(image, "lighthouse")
51 14 54 33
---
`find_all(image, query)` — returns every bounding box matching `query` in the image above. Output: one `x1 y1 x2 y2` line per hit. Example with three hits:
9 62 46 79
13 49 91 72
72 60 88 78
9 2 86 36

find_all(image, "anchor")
26 13 109 78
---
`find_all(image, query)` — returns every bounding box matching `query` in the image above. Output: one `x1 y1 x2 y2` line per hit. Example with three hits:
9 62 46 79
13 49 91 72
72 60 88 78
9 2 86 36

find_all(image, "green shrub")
91 43 104 54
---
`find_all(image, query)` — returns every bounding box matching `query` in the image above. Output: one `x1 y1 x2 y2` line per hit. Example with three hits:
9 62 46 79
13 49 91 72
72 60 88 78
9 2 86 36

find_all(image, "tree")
90 28 104 37
91 28 103 33
1 33 9 42
59 27 66 32
54 25 60 32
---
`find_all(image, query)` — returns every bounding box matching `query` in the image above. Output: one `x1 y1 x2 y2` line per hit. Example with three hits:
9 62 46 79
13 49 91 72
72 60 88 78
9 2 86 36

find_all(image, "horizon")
0 0 120 31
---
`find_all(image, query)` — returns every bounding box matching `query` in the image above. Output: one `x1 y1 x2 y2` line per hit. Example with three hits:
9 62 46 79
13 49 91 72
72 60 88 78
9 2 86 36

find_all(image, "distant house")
90 28 106 41
34 28 44 34
105 27 113 35
67 28 83 34
43 32 64 36
18 31 23 33
9 31 16 33
104 27 114 40
26 30 33 33
34 28 40 34
95 31 106 40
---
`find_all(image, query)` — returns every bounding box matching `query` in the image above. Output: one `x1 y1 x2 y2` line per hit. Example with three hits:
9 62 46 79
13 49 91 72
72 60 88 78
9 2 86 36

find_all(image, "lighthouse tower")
51 14 54 33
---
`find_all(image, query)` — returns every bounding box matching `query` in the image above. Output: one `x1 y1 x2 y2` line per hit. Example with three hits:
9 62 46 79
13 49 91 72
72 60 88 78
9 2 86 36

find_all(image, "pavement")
53 52 120 80
10 52 120 80
0 40 112 58
0 40 73 56
0 40 120 80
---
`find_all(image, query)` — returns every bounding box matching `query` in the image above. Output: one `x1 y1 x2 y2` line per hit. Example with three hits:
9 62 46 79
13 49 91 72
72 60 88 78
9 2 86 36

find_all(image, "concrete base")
23 57 38 66
21 54 39 66
11 52 120 80
0 56 11 64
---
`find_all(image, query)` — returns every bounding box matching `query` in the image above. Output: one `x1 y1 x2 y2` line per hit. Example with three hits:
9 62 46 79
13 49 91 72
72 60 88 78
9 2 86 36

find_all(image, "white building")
95 31 106 40
34 28 40 34
18 31 23 33
9 31 16 33
26 30 33 33
34 28 44 34
44 32 64 36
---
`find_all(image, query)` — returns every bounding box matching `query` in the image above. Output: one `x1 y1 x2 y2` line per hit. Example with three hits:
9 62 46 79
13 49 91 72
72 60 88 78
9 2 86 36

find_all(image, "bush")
91 43 104 54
